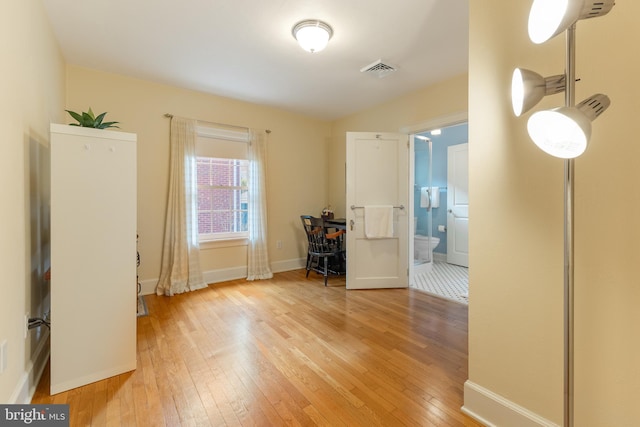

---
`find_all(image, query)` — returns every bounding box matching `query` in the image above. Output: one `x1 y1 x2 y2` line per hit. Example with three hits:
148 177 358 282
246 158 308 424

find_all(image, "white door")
447 143 469 267
346 132 409 289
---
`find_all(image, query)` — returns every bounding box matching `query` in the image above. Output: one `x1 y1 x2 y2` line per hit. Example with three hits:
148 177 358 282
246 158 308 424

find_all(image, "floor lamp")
510 1 615 426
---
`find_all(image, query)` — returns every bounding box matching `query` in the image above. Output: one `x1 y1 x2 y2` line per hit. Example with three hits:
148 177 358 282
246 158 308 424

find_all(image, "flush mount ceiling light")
528 0 615 44
511 68 565 116
292 20 333 53
527 93 610 158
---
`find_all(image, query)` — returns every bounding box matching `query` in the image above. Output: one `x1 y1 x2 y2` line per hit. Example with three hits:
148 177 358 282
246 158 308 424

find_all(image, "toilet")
413 217 440 261
414 234 440 261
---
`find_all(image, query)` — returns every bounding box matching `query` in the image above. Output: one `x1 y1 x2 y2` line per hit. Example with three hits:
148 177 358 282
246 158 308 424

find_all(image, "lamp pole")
564 23 576 427
518 2 613 425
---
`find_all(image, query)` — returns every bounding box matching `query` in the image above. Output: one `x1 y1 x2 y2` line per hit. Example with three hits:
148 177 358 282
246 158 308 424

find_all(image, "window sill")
199 237 248 249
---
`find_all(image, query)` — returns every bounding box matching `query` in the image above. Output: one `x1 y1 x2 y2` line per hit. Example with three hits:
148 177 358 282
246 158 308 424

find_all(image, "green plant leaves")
98 121 120 129
65 110 84 124
94 111 107 126
65 108 120 129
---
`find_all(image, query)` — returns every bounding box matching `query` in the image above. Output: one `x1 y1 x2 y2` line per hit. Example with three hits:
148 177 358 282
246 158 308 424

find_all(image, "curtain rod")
164 113 271 134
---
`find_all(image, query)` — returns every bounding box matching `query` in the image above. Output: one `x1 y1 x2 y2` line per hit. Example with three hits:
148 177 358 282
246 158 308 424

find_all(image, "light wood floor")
32 269 482 426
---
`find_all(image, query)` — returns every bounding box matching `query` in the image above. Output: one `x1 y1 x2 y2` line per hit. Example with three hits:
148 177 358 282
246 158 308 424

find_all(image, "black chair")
300 215 346 286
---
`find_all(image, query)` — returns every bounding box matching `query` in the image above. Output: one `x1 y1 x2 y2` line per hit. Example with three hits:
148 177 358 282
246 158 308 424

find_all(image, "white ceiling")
42 0 468 121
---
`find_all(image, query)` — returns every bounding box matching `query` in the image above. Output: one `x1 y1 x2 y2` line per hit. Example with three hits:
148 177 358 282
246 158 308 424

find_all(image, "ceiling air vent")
360 59 397 78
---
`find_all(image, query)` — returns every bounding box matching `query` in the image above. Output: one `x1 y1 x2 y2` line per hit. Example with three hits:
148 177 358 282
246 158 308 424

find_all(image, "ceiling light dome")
292 20 333 53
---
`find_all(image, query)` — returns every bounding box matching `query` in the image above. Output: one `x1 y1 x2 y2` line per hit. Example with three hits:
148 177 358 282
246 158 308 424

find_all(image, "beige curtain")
246 130 273 280
156 117 207 295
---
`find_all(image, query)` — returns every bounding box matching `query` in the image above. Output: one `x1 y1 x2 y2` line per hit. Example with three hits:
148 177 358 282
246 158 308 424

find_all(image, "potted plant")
65 107 119 129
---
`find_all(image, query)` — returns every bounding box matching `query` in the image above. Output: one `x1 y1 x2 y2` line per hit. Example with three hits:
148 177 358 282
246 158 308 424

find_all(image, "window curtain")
246 130 273 280
156 117 207 296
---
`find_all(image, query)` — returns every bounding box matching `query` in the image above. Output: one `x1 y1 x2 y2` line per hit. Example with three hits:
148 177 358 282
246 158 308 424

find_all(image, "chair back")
301 215 327 254
300 215 346 284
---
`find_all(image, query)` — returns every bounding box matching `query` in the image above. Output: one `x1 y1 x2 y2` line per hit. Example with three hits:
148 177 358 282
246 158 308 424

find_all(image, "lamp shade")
528 0 615 44
527 93 610 158
292 20 333 53
511 68 565 116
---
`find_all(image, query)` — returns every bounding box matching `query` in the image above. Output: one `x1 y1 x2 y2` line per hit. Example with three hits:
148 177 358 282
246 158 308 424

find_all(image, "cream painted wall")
10 4 637 422
65 66 331 283
0 1 65 403
469 1 640 425
329 73 468 216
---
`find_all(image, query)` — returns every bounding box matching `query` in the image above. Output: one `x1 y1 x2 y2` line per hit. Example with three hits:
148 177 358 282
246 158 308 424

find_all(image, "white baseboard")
462 381 559 427
270 257 307 273
140 278 158 296
433 252 447 263
139 258 307 296
10 332 51 404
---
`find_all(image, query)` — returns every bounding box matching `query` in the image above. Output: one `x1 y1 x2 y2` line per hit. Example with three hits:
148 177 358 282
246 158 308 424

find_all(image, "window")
197 157 248 240
195 126 249 242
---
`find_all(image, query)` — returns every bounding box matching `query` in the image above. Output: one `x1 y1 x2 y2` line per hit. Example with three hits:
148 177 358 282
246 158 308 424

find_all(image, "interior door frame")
400 112 468 284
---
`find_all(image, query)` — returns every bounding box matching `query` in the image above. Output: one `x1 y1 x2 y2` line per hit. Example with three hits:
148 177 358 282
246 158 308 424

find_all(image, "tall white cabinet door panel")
50 124 137 394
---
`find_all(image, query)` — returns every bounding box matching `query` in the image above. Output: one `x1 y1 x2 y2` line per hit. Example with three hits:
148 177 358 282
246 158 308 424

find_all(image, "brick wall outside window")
197 157 248 236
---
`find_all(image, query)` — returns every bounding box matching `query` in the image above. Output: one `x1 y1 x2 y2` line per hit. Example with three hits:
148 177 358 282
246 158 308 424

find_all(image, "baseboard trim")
140 278 158 296
433 252 447 263
270 257 307 273
139 258 307 295
462 381 558 427
10 332 50 404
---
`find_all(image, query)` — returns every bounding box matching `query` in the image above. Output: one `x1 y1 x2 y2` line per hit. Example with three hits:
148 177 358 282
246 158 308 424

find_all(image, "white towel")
364 205 394 239
430 187 440 208
420 187 430 208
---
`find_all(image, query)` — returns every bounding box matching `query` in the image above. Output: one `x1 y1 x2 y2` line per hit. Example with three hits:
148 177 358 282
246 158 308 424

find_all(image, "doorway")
341 117 469 301
410 121 469 303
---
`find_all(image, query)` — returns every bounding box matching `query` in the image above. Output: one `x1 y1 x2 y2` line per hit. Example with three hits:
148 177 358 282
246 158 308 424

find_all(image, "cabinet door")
50 124 137 394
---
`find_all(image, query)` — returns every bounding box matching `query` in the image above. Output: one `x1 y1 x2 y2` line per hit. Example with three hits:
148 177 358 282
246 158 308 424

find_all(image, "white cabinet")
50 123 137 394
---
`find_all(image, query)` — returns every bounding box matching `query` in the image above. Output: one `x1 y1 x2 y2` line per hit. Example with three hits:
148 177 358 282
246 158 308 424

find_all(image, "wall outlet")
276 240 283 249
0 340 7 374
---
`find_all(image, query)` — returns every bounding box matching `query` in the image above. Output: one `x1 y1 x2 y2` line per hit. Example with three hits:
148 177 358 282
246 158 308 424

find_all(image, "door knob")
350 219 355 231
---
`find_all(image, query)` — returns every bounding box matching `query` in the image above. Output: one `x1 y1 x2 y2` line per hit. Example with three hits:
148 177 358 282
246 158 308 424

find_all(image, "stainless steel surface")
564 24 576 427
